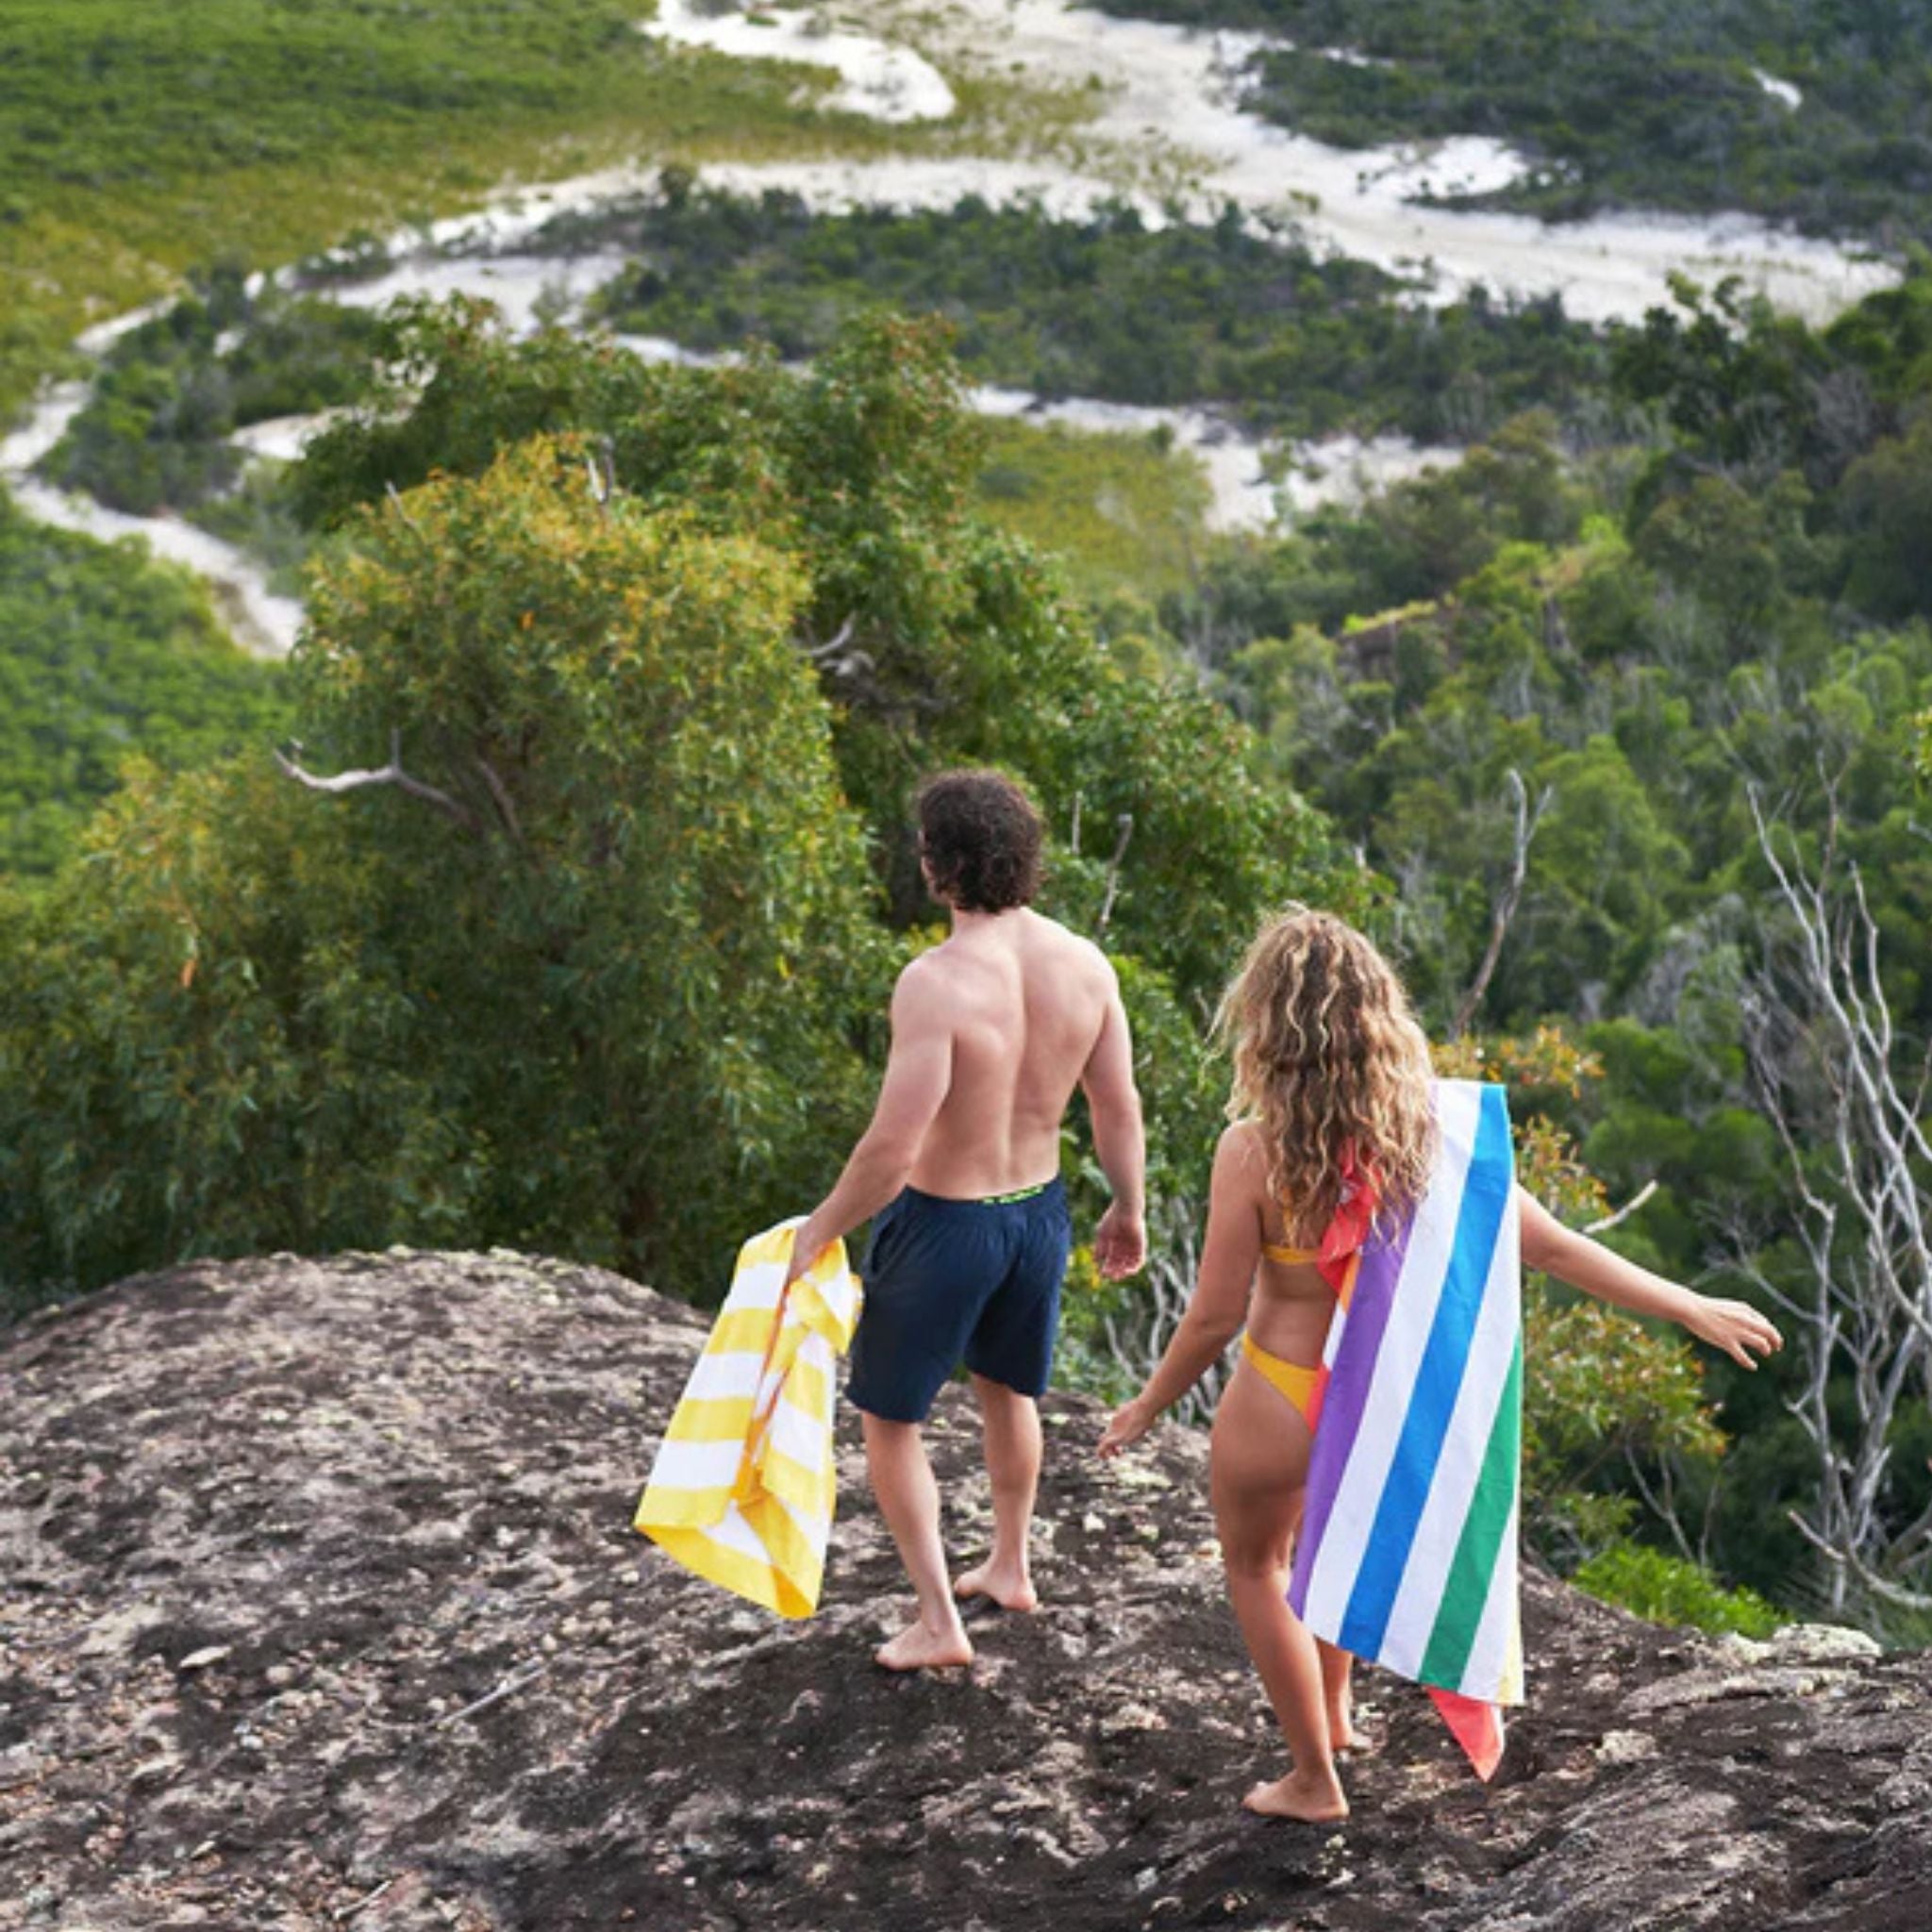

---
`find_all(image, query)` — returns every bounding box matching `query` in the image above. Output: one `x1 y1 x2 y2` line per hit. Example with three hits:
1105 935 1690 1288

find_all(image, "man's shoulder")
894 945 955 998
1024 910 1115 982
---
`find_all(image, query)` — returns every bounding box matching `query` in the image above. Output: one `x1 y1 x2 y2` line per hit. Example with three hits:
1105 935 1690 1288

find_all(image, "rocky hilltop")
2 1252 1928 1932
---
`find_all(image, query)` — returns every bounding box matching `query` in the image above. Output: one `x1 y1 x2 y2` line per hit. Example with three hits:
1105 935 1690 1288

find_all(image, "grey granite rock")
2 1250 1927 1931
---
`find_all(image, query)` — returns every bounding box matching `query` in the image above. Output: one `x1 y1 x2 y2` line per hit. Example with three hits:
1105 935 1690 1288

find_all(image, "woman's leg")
1211 1364 1348 1821
1319 1641 1359 1751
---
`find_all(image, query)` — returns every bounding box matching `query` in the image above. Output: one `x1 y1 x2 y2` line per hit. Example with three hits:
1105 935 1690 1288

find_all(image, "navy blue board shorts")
846 1177 1073 1424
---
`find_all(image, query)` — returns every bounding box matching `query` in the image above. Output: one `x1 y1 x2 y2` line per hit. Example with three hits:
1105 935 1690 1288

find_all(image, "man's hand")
1097 1394 1157 1457
1092 1201 1146 1279
785 1218 833 1290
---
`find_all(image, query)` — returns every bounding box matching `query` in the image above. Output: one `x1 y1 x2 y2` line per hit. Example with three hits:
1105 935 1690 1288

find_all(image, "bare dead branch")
796 615 882 694
435 1659 548 1728
1738 780 1932 1616
382 481 426 542
801 614 858 662
1094 812 1134 938
1451 767 1554 1039
473 757 525 844
1583 1179 1660 1237
332 1877 394 1924
1099 1196 1231 1427
275 731 479 833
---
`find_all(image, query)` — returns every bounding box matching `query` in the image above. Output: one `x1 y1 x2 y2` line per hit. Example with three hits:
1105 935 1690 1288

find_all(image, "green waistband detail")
980 1180 1054 1206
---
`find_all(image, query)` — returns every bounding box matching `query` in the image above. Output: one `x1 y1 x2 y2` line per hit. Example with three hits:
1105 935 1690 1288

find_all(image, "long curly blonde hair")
1217 906 1437 1241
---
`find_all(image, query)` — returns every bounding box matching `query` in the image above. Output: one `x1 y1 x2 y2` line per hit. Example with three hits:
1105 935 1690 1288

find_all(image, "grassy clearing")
973 417 1214 604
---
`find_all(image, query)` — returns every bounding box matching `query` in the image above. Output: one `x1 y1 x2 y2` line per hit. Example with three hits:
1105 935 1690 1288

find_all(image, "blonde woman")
1097 907 1780 1823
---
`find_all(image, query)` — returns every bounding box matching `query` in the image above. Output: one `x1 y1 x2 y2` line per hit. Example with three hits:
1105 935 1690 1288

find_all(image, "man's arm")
1517 1189 1782 1369
786 963 955 1283
1081 958 1146 1279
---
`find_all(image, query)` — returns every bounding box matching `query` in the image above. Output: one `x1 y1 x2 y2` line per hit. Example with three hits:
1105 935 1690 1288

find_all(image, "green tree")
1 433 886 1311
295 305 1350 1007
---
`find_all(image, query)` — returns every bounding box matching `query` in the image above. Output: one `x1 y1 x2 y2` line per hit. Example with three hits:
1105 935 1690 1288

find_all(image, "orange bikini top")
1262 1147 1383 1297
1261 1241 1322 1266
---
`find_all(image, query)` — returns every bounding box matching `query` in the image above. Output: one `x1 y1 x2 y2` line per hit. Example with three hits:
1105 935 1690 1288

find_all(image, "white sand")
641 1 956 123
253 3 1894 327
7 0 1895 648
1 386 302 659
315 252 636 334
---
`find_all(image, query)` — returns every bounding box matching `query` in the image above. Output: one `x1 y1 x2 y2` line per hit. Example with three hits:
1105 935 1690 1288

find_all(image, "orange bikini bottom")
1241 1333 1322 1428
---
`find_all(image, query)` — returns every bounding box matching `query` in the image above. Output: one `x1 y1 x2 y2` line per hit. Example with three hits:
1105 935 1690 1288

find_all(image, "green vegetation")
1095 1 1932 246
1574 1542 1787 1639
26 258 1224 607
0 490 288 877
0 0 987 422
4 0 1926 1624
575 184 1608 441
39 266 380 518
973 417 1213 604
0 315 1347 1314
1175 268 1932 1608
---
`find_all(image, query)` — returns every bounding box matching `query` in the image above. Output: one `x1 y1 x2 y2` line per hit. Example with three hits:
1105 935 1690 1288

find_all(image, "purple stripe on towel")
1289 1212 1413 1612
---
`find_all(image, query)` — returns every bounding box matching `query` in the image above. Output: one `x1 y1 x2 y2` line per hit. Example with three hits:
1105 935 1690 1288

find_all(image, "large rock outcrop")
2 1251 1927 1931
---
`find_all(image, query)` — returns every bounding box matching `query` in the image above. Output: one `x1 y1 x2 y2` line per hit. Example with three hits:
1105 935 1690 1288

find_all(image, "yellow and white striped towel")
634 1221 861 1619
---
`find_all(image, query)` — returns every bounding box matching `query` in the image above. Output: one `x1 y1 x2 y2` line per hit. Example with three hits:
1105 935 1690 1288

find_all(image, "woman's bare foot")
874 1616 974 1672
1242 1767 1350 1824
1327 1703 1365 1754
954 1560 1040 1613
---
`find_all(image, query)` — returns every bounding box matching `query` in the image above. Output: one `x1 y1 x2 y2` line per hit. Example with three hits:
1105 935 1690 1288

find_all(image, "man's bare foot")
874 1618 974 1673
1242 1768 1350 1824
954 1561 1040 1613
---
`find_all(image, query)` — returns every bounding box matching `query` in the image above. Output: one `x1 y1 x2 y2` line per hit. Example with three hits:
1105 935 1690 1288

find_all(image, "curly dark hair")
916 770 1044 913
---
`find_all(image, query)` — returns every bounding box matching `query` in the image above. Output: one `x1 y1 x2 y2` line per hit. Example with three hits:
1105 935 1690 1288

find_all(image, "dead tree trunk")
1734 787 1932 1617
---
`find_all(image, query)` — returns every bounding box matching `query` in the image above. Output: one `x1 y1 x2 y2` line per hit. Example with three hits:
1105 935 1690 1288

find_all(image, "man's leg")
862 1410 974 1671
954 1374 1042 1611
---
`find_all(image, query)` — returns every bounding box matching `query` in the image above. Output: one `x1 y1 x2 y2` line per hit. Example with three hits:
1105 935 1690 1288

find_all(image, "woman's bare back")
1232 1121 1341 1372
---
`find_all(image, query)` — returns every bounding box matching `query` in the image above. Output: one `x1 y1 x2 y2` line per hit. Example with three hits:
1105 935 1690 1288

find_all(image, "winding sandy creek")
2 1 1897 659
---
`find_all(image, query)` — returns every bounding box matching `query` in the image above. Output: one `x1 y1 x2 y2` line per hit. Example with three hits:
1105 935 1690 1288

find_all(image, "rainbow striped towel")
1289 1078 1524 1778
635 1222 861 1619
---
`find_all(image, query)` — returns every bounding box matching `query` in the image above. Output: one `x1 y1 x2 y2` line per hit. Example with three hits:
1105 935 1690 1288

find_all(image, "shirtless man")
786 769 1147 1671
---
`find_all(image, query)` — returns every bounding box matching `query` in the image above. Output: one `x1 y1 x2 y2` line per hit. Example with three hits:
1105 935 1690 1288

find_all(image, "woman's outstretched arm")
1097 1125 1265 1454
1516 1189 1783 1368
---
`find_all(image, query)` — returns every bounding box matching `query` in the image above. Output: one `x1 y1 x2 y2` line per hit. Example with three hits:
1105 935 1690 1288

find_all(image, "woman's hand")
1685 1294 1784 1369
1097 1395 1158 1457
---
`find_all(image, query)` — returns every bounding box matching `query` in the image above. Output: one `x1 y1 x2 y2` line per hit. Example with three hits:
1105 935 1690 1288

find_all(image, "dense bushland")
569 184 1608 441
6 224 1928 1625
1097 0 1932 246
1174 270 1932 1620
0 0 932 420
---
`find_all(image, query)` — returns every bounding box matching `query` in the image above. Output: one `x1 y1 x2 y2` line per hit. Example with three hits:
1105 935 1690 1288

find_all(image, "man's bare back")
905 908 1122 1200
